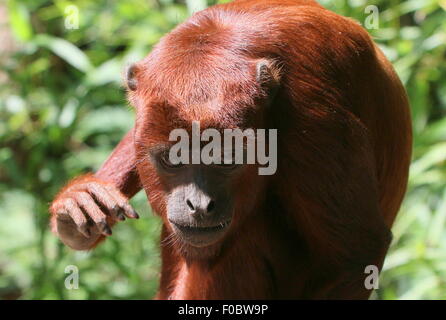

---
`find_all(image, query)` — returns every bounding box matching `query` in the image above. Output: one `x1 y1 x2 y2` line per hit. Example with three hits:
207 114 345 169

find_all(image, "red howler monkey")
50 0 412 299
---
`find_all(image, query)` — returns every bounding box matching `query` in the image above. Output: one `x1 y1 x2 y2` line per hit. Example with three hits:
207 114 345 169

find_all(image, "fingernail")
118 208 126 221
131 209 140 219
103 225 112 236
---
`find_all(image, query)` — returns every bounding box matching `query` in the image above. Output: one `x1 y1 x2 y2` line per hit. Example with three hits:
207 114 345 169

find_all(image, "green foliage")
0 0 445 299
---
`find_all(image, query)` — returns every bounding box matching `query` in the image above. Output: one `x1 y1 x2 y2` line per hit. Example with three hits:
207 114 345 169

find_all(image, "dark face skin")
149 146 242 249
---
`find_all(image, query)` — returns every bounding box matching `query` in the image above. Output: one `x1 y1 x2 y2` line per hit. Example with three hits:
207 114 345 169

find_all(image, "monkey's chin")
170 220 231 249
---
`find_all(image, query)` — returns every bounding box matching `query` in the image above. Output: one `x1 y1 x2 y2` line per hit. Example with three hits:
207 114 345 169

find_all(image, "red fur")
51 0 412 299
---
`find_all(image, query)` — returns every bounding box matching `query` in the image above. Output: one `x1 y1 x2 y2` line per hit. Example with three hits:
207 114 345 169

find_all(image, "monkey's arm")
49 129 142 250
94 128 142 198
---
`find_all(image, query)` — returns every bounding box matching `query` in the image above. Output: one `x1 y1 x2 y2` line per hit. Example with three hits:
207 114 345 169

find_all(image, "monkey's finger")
104 185 139 219
62 199 91 237
67 182 125 221
69 191 112 236
87 183 126 221
120 203 139 220
53 200 90 237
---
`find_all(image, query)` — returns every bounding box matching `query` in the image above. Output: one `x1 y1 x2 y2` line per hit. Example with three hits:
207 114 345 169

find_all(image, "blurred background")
0 0 445 300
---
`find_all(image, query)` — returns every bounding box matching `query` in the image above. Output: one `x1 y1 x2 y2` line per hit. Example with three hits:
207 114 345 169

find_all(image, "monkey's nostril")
186 199 195 212
207 200 215 212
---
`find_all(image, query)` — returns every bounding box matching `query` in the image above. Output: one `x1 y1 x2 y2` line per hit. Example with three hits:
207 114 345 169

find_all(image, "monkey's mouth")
170 220 231 247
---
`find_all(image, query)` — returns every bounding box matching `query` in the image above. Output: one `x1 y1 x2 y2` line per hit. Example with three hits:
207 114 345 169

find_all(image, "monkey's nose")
186 196 215 217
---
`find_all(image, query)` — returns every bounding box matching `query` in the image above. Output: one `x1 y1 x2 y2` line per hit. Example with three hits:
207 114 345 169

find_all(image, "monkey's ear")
256 59 281 92
125 63 139 91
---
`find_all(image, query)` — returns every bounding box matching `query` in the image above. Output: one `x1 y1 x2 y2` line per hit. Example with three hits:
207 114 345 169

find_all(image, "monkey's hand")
49 174 139 250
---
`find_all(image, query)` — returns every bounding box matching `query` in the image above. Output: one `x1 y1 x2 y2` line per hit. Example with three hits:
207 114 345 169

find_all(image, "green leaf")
7 0 33 41
85 58 122 87
185 0 207 14
33 35 92 73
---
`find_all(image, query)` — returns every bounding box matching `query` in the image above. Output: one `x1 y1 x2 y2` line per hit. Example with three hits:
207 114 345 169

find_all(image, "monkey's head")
124 28 281 259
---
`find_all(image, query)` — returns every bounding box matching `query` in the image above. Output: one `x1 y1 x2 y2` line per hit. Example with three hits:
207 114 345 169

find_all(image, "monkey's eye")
159 151 184 169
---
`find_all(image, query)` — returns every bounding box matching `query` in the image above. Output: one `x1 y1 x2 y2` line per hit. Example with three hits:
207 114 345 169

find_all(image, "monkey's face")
151 151 238 249
133 113 268 258
128 54 280 258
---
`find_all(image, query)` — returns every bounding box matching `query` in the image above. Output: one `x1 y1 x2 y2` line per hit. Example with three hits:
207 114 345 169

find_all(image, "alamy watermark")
64 265 79 290
364 264 379 290
364 5 379 30
64 5 79 30
166 121 277 175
